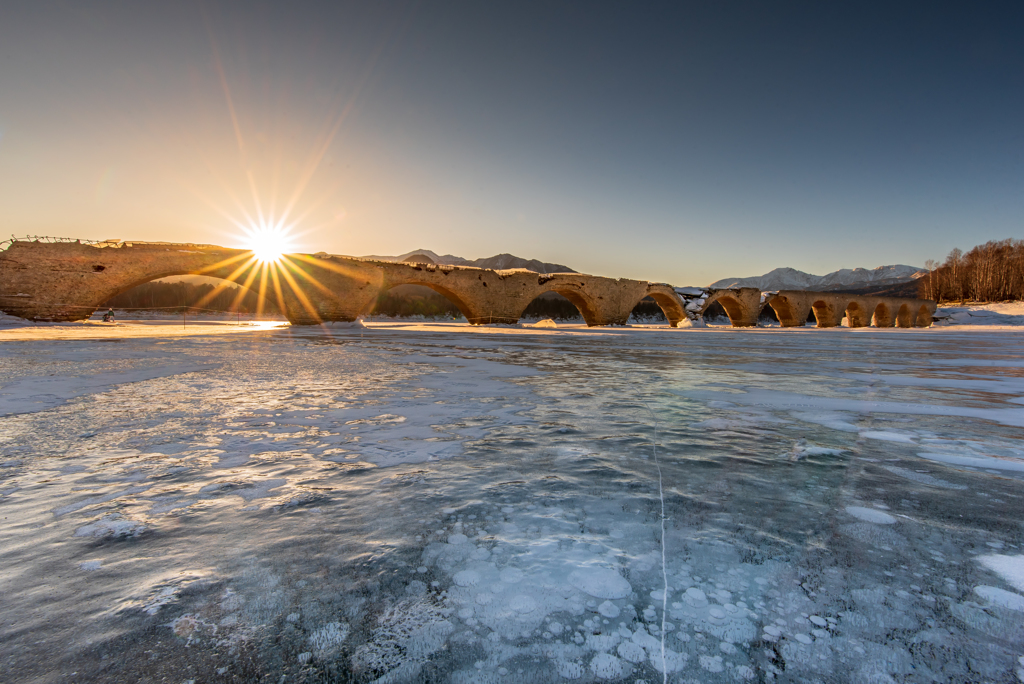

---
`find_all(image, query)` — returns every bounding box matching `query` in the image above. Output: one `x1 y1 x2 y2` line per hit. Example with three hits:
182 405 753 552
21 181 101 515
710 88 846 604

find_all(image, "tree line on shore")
920 239 1024 303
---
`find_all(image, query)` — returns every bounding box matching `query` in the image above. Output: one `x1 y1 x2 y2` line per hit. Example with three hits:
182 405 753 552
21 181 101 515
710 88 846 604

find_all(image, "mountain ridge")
710 264 927 292
357 249 576 274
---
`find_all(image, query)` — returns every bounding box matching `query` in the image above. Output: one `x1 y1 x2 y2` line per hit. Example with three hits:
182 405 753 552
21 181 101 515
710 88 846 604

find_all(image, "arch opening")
896 303 912 328
758 302 780 325
630 292 687 327
629 296 667 323
100 273 277 318
845 301 869 328
873 303 892 327
366 283 469 321
518 289 600 325
765 297 805 327
810 300 836 328
717 296 746 324
916 304 932 327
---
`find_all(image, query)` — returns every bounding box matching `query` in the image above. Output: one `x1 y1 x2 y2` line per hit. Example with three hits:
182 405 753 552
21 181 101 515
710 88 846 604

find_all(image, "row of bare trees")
920 239 1024 303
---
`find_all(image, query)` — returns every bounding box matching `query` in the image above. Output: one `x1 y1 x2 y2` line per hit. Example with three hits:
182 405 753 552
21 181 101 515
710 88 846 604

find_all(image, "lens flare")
242 224 296 263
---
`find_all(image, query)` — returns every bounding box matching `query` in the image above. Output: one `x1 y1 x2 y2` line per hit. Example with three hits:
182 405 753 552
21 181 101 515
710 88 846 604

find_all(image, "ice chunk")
74 513 146 539
568 567 631 599
845 506 897 524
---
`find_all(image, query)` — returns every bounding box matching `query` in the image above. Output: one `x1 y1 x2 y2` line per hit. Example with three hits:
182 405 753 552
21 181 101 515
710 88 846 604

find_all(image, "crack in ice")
635 387 669 684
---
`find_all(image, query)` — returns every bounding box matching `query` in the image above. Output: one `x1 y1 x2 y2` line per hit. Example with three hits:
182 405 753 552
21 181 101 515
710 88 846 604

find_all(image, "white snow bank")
976 554 1024 592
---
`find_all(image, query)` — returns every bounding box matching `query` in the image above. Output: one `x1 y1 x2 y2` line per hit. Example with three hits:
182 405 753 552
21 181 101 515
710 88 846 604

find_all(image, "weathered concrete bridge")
0 239 935 328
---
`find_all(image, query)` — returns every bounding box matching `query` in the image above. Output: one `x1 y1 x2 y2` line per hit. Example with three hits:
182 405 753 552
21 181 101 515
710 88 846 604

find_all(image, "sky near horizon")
1 2 1021 286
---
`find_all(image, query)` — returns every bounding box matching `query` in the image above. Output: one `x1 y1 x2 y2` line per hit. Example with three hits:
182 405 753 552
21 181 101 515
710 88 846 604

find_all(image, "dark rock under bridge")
0 239 935 328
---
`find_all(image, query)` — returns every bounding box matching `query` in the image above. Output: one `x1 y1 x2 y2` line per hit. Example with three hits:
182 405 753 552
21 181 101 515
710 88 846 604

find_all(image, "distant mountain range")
710 265 928 293
358 249 576 274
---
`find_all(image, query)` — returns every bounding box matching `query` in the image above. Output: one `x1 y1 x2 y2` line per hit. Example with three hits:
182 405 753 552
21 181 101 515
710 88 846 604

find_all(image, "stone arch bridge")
0 239 934 328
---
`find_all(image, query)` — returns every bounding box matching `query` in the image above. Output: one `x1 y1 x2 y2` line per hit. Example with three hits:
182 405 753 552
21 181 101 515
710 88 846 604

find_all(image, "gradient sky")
1 1 1021 285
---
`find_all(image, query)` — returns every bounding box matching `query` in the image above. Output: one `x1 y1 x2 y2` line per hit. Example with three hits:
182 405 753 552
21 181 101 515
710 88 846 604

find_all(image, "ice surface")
2 321 1023 682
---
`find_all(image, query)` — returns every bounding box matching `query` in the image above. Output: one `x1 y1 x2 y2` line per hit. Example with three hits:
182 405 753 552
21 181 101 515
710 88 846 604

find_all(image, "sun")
242 225 296 263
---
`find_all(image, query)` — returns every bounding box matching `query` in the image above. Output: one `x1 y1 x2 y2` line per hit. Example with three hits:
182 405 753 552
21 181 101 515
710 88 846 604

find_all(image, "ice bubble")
699 654 724 672
708 607 726 621
509 595 538 613
794 633 813 644
476 592 493 605
650 648 687 673
442 507 457 514
763 625 782 637
78 560 102 571
447 533 469 545
555 659 584 679
568 567 631 599
736 665 756 680
417 566 428 573
453 570 481 587
500 567 525 583
684 587 708 606
406 580 427 596
809 615 827 627
470 547 490 560
589 653 624 679
458 607 474 619
973 585 1024 611
845 506 897 525
549 621 563 634
720 641 736 654
586 633 620 652
650 589 665 601
616 641 646 663
598 600 621 618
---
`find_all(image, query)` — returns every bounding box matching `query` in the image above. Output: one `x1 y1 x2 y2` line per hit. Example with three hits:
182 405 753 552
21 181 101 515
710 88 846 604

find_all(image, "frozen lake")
1 322 1022 683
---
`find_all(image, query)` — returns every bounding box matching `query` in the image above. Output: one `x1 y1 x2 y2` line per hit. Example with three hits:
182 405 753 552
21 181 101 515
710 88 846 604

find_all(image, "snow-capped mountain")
358 249 576 274
710 265 927 291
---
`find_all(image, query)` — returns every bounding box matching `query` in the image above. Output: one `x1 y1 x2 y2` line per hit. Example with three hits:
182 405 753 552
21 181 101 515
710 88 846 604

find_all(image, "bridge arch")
364 281 477 321
810 299 842 328
100 271 270 317
872 302 893 327
701 288 761 327
916 304 932 327
517 288 603 326
896 303 913 328
635 286 687 327
845 300 870 328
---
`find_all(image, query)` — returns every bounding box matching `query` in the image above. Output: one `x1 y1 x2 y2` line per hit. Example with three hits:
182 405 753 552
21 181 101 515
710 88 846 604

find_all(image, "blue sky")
1 1 1021 285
